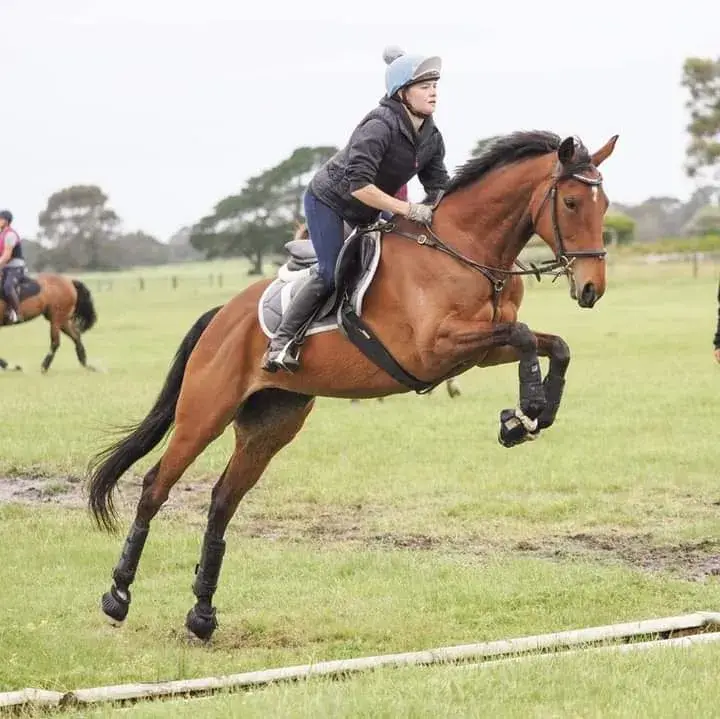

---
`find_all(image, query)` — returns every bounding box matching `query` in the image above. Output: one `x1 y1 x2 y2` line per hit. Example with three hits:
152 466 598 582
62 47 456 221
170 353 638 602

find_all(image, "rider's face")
0 218 7 231
404 80 438 116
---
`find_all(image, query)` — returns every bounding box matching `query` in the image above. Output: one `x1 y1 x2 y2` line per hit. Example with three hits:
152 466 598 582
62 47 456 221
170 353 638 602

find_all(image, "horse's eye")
564 196 578 211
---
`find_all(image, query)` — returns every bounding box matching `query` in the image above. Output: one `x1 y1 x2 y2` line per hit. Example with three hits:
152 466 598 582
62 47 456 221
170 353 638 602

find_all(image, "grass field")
0 255 719 716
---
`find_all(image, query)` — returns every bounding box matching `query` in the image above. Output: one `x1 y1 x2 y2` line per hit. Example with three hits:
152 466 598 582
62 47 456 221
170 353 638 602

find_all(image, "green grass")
1 258 719 715
67 645 720 718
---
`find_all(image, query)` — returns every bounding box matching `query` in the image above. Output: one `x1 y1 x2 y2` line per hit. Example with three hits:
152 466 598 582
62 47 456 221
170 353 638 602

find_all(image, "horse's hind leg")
41 318 60 373
61 319 94 370
185 389 314 642
101 402 238 626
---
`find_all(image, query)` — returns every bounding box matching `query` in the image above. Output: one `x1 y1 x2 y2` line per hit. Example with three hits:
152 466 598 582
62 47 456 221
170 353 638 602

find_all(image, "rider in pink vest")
0 210 25 323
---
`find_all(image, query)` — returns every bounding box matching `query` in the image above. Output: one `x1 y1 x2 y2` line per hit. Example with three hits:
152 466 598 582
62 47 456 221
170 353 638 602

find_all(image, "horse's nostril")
579 282 597 307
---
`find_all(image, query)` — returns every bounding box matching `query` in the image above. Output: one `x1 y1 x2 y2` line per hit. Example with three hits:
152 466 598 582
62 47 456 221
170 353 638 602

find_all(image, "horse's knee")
508 323 538 355
549 337 571 372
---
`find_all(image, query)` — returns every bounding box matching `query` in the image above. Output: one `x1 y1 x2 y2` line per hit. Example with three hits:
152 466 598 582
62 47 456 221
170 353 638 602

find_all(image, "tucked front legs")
448 321 572 448
496 323 546 447
464 325 571 446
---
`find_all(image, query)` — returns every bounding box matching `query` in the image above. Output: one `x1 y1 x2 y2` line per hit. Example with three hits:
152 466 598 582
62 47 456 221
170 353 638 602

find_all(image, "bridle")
531 164 606 263
378 163 606 315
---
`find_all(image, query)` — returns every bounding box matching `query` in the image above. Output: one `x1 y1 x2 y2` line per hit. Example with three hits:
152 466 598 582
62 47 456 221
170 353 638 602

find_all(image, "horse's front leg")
448 322 546 447
475 330 570 446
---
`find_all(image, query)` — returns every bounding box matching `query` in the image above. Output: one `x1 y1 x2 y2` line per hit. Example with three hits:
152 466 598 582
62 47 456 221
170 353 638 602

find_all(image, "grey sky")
4 0 719 240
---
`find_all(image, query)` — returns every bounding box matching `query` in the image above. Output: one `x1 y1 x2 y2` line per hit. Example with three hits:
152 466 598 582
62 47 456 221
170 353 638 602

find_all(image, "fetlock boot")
261 270 330 373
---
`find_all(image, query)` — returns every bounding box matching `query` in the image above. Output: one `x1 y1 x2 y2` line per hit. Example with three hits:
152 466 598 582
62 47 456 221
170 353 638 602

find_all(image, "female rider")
262 45 450 372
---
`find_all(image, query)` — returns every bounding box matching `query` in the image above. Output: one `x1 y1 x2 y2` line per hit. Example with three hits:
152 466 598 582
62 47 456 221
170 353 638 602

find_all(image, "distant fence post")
692 252 699 279
218 273 223 288
139 277 145 291
172 276 178 290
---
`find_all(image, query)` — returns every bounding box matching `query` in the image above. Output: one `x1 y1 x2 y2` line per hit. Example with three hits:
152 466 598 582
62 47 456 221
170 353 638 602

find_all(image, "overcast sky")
4 0 719 240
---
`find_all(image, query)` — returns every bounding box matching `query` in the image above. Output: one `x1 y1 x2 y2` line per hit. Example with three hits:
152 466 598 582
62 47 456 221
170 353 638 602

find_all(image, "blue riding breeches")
303 189 385 290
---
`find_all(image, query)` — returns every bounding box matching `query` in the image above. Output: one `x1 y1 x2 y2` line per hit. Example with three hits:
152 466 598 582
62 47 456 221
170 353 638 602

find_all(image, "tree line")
21 55 720 272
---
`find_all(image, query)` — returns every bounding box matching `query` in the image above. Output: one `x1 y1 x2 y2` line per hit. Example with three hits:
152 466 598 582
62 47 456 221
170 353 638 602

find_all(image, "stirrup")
261 343 300 373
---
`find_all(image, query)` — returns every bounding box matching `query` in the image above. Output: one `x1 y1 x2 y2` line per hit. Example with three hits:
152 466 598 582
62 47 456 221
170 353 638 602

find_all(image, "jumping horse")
88 130 617 641
0 273 97 372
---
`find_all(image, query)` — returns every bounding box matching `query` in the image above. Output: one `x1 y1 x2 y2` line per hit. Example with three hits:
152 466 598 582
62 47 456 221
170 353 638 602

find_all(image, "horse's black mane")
443 130 590 196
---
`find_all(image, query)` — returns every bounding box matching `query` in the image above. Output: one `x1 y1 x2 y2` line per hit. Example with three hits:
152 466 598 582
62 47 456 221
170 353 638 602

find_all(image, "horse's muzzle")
577 282 598 308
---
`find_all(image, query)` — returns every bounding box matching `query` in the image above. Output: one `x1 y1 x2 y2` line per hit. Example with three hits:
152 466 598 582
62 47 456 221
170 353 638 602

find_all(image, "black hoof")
101 585 130 625
498 408 539 448
185 605 218 642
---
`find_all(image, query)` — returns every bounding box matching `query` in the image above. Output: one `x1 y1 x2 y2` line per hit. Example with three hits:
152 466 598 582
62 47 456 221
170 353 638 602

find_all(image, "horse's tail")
87 305 223 532
72 280 98 333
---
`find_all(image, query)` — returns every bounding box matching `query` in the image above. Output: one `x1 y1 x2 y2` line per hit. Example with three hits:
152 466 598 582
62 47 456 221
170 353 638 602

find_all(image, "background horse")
0 272 97 372
88 130 617 642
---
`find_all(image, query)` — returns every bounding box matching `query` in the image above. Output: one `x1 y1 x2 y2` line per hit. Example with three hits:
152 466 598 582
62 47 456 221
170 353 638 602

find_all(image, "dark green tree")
37 185 121 270
682 57 720 180
191 145 337 274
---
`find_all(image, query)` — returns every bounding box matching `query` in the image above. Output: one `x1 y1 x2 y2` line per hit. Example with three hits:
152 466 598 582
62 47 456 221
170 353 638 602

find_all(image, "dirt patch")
0 474 87 507
0 474 212 512
1 476 718 582
514 532 720 582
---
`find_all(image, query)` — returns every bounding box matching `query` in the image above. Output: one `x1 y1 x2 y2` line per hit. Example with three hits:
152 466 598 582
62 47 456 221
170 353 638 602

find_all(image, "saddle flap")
334 228 374 292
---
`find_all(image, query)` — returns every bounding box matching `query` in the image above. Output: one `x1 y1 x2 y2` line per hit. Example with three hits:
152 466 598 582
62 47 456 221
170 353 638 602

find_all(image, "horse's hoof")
185 606 217 642
101 586 130 626
497 408 540 448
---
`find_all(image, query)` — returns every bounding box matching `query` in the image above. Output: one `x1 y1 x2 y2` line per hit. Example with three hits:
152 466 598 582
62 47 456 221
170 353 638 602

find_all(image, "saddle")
258 219 445 394
1 271 41 302
258 224 382 340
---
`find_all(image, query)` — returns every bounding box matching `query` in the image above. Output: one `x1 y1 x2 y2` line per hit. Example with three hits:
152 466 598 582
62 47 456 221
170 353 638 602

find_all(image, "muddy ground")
1 474 719 582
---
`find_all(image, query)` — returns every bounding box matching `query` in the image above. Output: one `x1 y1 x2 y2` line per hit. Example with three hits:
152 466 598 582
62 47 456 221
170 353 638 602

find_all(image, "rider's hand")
406 203 433 225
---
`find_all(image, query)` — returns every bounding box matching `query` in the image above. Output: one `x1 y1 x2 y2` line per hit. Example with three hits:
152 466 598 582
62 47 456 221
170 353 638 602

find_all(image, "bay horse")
0 273 97 372
88 130 617 641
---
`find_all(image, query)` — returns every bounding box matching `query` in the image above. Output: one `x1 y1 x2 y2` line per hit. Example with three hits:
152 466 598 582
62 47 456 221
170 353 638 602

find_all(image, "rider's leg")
2 269 21 323
261 191 343 373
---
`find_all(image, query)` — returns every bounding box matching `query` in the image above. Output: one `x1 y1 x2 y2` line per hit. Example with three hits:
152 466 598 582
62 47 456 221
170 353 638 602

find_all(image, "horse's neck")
436 159 547 269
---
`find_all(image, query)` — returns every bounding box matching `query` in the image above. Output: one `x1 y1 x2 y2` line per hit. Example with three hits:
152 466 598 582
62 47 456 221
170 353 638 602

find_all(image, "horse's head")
531 134 618 308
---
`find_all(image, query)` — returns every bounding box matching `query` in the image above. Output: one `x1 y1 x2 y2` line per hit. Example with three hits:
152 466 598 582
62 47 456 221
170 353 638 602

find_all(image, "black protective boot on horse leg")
535 335 570 431
261 269 330 373
100 462 159 624
185 532 226 641
498 323 547 448
101 519 150 624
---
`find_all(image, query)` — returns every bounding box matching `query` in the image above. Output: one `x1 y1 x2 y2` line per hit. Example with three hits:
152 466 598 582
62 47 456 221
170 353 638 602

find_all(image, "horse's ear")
591 135 619 167
557 136 577 166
